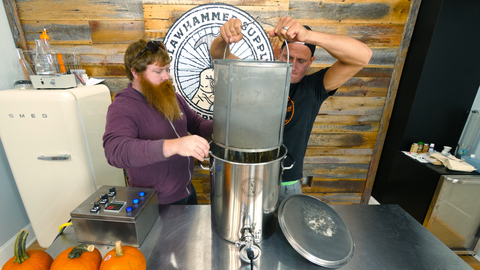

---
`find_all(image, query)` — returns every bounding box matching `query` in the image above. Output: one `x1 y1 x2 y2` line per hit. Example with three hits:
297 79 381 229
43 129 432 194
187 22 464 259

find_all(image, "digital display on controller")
104 201 125 212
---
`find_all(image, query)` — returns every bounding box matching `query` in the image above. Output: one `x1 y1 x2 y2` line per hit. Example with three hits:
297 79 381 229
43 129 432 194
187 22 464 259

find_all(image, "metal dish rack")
17 49 82 79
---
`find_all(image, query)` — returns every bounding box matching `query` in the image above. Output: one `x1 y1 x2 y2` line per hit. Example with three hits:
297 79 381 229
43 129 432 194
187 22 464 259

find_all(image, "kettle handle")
198 159 210 171
282 153 295 170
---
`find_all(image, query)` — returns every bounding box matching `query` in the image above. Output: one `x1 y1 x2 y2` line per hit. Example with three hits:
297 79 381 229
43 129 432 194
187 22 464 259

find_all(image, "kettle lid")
278 194 354 268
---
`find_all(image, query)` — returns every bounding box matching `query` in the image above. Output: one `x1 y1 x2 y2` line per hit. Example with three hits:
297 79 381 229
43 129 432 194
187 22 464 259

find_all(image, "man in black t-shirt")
210 17 372 202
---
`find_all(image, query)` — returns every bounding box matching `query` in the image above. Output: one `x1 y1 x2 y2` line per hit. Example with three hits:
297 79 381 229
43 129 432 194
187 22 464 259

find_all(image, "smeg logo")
8 114 48 118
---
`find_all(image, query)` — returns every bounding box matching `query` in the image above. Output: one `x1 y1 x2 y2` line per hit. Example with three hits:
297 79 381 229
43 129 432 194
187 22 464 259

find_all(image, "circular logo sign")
164 4 274 120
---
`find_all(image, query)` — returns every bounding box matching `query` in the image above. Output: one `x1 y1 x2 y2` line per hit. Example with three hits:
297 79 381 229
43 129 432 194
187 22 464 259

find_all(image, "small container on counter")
423 143 430 153
410 143 419 153
428 143 435 153
417 142 424 153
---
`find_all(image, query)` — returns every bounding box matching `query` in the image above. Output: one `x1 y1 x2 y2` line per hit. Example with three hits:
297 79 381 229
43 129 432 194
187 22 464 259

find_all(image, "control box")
30 74 77 89
70 186 158 247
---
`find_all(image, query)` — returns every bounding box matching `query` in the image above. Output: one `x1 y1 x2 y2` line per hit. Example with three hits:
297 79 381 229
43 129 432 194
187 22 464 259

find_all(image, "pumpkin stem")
13 229 30 264
114 241 124 257
68 244 95 259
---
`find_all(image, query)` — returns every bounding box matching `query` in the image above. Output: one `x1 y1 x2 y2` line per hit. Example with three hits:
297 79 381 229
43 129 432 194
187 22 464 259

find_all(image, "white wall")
471 87 480 261
0 2 35 266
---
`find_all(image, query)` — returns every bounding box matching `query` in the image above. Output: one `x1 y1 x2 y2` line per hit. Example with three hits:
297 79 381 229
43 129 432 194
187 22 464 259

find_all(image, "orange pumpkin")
2 229 53 270
50 244 101 270
100 241 146 270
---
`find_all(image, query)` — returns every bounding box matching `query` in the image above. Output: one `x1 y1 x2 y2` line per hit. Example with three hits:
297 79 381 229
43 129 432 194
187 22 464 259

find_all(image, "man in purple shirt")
103 39 213 205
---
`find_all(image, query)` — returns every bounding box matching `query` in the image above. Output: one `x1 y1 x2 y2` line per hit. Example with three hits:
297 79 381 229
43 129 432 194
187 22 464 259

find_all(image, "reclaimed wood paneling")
305 155 372 164
310 179 366 194
22 21 92 45
336 87 388 97
306 192 363 205
144 0 290 6
5 0 420 205
312 122 380 133
15 0 144 20
3 0 27 50
308 132 378 148
306 146 373 155
304 163 369 180
288 0 410 23
320 96 386 116
89 21 145 44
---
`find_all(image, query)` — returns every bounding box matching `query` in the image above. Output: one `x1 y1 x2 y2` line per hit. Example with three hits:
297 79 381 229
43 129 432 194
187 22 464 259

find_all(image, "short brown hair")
124 39 170 80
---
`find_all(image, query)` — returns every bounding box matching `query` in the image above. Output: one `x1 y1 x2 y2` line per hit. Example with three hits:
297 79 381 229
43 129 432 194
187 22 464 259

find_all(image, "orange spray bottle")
40 29 66 74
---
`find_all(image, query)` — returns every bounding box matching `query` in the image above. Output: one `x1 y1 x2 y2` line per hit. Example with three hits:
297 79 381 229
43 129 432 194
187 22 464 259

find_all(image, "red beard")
140 75 182 121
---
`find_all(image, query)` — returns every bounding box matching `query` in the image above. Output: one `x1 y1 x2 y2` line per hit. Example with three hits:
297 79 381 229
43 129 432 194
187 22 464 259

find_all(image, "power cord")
246 247 255 270
55 219 72 240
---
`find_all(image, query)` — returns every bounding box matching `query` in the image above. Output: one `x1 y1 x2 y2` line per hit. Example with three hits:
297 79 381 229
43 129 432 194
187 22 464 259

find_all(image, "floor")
461 255 480 270
27 240 46 251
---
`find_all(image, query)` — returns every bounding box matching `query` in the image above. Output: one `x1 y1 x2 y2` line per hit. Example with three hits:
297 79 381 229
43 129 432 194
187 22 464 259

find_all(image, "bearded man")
103 39 213 206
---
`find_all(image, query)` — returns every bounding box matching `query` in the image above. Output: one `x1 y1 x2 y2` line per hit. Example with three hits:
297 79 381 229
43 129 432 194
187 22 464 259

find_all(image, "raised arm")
271 17 372 91
210 18 243 60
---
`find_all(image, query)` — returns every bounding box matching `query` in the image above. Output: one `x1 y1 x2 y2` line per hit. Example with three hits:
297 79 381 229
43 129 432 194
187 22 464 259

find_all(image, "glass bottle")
40 29 67 74
34 38 57 75
16 48 34 80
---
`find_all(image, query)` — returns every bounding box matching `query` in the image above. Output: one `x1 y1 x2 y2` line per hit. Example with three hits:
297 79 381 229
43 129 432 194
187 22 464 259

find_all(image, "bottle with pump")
35 29 67 75
42 29 67 74
34 29 57 75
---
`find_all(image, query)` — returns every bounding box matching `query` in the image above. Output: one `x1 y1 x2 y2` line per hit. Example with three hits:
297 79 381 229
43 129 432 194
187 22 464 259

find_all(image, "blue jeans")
279 180 302 204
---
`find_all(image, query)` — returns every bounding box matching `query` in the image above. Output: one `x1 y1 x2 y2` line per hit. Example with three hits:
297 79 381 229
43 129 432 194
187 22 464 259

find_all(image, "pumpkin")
99 241 146 270
2 229 53 270
50 244 101 270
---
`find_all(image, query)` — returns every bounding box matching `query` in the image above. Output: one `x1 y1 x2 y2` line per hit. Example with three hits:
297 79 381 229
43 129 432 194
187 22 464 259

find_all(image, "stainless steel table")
47 205 473 269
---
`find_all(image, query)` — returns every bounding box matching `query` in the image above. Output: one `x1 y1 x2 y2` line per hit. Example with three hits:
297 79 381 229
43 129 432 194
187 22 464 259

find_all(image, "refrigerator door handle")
445 177 480 185
37 154 71 160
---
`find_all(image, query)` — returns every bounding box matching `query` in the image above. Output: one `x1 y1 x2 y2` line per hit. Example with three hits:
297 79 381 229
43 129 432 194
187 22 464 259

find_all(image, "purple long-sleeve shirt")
103 83 213 204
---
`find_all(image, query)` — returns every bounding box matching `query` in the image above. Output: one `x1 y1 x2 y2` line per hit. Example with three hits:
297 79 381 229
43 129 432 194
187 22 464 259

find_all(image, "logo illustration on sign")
241 177 264 197
164 4 274 120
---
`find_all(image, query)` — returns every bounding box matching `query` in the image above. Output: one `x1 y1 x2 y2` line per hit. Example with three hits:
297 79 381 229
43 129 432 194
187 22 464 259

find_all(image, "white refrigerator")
0 84 125 247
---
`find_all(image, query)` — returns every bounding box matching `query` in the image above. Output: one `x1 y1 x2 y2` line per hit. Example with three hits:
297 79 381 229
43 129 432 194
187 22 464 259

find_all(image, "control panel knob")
126 206 133 213
99 194 109 204
90 202 101 213
108 187 116 197
139 191 145 197
133 198 139 204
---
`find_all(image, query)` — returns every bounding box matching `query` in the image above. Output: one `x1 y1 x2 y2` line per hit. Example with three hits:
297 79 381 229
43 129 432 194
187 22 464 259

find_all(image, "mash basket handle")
222 22 290 64
198 159 210 171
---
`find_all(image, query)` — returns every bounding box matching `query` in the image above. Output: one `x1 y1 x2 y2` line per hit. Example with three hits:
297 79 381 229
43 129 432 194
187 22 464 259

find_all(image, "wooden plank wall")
8 0 416 205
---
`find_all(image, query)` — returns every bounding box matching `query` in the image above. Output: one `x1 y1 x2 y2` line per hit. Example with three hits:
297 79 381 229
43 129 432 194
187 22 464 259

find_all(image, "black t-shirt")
282 68 336 182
